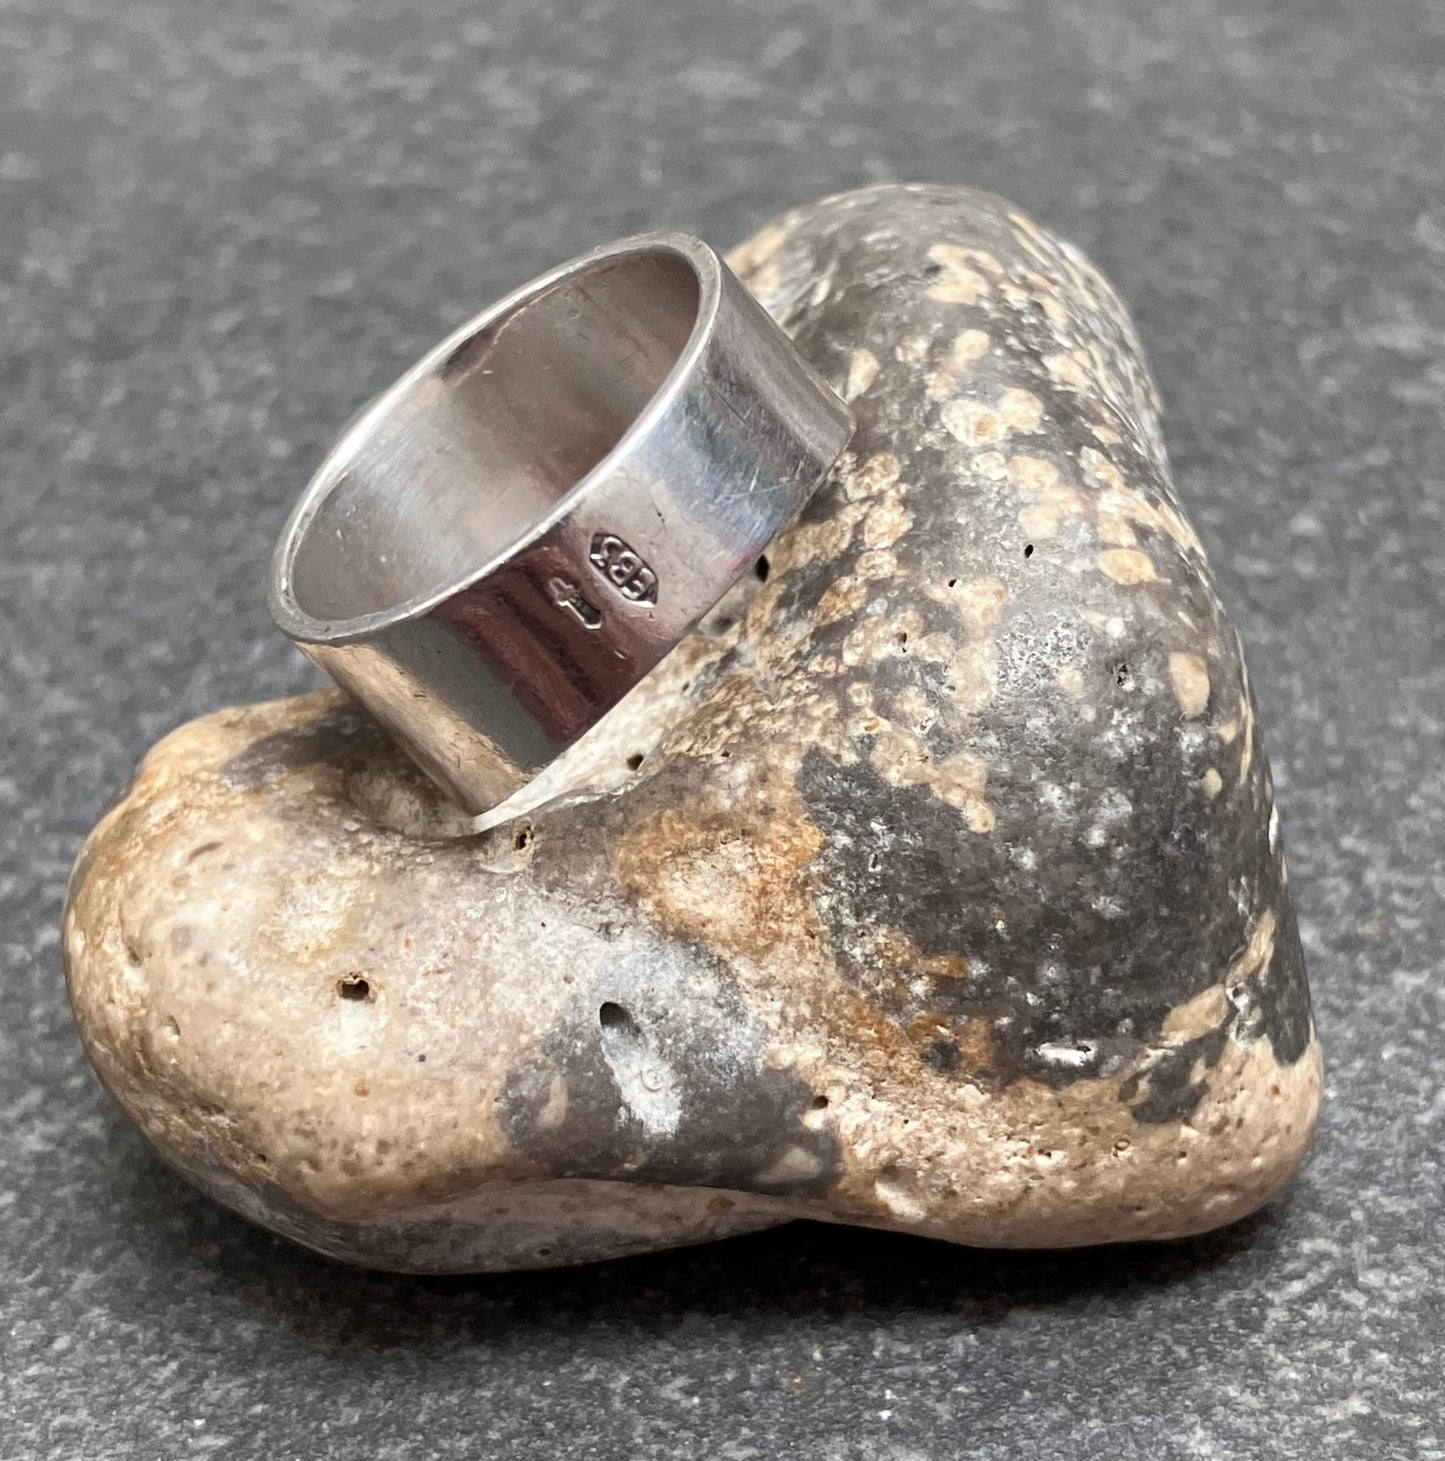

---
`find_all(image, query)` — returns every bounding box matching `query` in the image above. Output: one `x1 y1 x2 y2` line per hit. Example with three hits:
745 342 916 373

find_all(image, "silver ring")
269 232 853 815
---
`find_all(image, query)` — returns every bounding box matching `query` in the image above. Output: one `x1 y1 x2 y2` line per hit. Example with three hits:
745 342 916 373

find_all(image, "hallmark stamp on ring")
589 534 658 605
547 576 602 630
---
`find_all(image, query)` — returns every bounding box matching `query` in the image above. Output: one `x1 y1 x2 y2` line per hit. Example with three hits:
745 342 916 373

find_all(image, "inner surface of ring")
288 249 701 623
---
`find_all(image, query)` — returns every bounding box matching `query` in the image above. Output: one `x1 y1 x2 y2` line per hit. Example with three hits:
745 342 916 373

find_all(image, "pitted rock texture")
64 184 1321 1273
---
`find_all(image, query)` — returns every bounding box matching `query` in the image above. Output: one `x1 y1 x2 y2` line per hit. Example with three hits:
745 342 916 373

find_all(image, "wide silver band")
268 232 853 815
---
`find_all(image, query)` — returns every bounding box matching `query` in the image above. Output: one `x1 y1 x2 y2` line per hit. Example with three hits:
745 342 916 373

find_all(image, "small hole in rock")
598 1001 640 1036
755 554 771 582
947 577 958 588
626 752 644 771
337 975 373 1002
922 262 944 280
811 1094 830 1111
536 1247 553 1259
512 825 533 853
1114 661 1131 687
1023 543 1035 559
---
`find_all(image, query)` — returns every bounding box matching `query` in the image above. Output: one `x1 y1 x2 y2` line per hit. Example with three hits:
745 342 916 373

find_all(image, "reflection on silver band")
269 231 853 815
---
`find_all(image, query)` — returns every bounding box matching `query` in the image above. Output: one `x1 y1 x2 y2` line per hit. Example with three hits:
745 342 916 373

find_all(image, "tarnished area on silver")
269 232 854 815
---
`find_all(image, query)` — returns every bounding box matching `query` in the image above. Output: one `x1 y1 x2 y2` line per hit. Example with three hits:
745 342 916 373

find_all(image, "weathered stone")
64 184 1321 1272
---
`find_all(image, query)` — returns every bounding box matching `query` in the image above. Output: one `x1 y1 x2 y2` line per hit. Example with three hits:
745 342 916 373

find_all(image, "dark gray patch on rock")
1121 1017 1235 1125
725 184 1317 1108
797 747 1244 1099
1256 908 1311 1064
497 940 842 1196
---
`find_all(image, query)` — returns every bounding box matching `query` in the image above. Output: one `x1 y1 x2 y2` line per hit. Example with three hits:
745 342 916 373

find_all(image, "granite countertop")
2 0 1440 1456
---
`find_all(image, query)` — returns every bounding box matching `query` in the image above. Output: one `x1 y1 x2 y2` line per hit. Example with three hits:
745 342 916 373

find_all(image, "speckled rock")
64 184 1321 1272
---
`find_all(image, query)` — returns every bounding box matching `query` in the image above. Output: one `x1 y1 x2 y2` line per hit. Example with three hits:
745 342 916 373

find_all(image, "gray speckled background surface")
2 1 1441 1457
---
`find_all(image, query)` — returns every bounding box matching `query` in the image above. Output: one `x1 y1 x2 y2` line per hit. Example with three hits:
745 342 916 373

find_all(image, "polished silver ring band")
268 232 854 815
